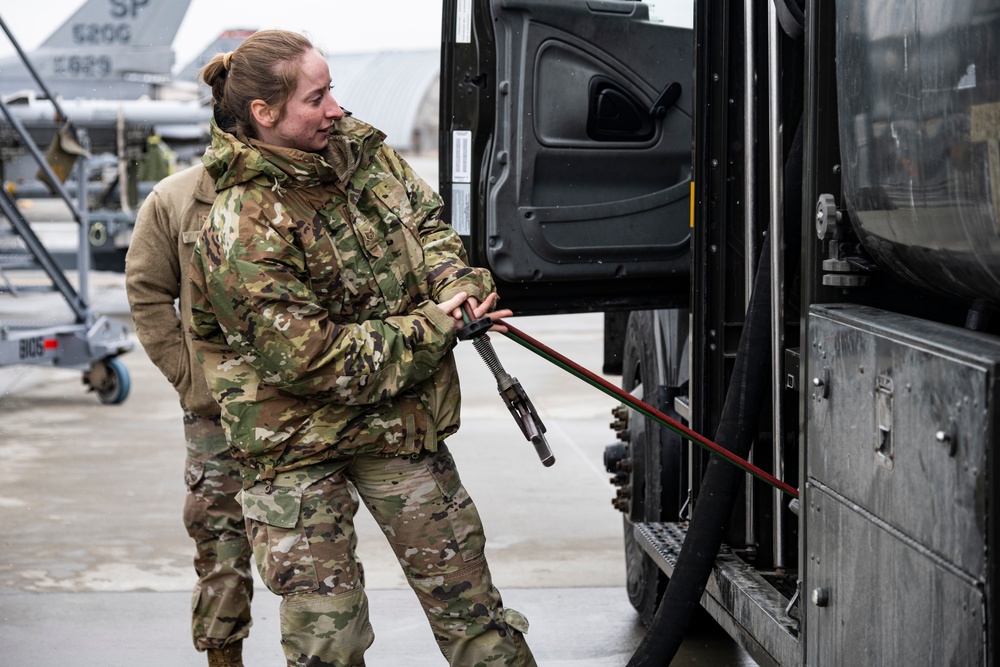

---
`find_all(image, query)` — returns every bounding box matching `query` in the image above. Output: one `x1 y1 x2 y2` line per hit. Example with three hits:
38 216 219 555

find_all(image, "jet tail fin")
40 0 192 50
177 29 257 84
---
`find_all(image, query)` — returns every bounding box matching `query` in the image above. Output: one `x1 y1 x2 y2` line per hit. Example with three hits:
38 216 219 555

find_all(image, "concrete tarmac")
0 272 755 666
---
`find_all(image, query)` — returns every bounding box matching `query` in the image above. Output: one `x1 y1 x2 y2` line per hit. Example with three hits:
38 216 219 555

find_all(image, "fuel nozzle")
458 304 554 467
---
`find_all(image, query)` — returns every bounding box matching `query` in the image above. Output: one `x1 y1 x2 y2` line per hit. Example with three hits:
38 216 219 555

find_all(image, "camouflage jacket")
126 164 219 416
189 117 494 485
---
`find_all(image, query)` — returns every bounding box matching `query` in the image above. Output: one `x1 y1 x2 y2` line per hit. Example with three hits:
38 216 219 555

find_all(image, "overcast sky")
0 0 446 69
0 0 691 72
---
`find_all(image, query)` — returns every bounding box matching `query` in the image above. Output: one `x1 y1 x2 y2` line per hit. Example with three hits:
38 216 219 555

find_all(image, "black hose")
626 119 803 666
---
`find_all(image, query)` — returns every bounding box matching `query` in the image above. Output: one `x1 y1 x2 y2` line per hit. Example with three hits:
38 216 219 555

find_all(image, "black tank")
836 0 1000 306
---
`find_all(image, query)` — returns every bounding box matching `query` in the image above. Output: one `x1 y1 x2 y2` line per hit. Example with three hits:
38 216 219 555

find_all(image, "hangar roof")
326 50 440 153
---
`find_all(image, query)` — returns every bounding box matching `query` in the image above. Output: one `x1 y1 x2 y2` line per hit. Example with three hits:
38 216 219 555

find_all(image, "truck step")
635 521 801 667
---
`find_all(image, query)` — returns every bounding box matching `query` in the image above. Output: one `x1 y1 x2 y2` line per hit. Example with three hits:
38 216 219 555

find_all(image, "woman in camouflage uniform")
189 30 535 667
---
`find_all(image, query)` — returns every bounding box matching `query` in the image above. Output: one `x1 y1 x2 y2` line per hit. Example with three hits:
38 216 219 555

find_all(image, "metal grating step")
0 252 38 268
635 521 801 667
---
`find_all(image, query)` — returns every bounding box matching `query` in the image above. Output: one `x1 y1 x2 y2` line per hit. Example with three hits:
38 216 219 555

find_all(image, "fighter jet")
175 28 256 92
0 0 192 100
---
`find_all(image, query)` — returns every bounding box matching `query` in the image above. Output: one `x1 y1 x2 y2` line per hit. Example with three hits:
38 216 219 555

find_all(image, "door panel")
441 0 694 314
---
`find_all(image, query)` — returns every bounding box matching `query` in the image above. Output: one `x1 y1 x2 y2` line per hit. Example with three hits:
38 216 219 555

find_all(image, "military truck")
439 0 1000 664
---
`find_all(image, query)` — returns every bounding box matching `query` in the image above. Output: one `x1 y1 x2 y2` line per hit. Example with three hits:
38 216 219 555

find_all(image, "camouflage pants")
182 411 254 651
241 444 535 667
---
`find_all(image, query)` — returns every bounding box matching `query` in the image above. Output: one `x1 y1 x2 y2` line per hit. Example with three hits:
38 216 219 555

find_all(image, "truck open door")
440 0 694 315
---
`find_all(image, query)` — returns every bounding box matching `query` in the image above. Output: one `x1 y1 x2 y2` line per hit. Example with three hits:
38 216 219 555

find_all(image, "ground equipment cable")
493 319 798 499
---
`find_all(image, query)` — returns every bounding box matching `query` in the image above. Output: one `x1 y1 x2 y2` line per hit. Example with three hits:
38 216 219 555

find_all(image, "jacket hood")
202 115 387 192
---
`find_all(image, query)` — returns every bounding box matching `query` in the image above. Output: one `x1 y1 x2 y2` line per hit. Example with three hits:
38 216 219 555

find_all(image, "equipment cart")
0 16 131 404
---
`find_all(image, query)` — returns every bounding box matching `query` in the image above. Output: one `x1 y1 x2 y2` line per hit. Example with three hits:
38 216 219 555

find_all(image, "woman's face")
256 48 344 152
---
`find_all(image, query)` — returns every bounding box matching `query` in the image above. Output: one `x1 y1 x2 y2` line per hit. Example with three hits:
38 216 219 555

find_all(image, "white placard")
450 184 472 235
452 130 472 183
645 1 694 28
456 0 473 43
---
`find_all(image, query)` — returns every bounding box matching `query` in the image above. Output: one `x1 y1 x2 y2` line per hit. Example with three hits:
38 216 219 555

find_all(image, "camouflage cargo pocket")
184 460 206 489
241 483 319 596
426 448 486 563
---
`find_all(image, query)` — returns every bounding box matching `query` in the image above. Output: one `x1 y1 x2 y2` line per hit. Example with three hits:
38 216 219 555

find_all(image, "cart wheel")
94 357 131 405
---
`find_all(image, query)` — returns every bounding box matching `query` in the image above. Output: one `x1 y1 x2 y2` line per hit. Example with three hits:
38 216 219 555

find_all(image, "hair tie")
222 51 234 71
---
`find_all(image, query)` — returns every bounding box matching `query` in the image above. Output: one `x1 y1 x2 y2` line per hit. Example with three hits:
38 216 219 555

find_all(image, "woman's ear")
250 99 276 128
